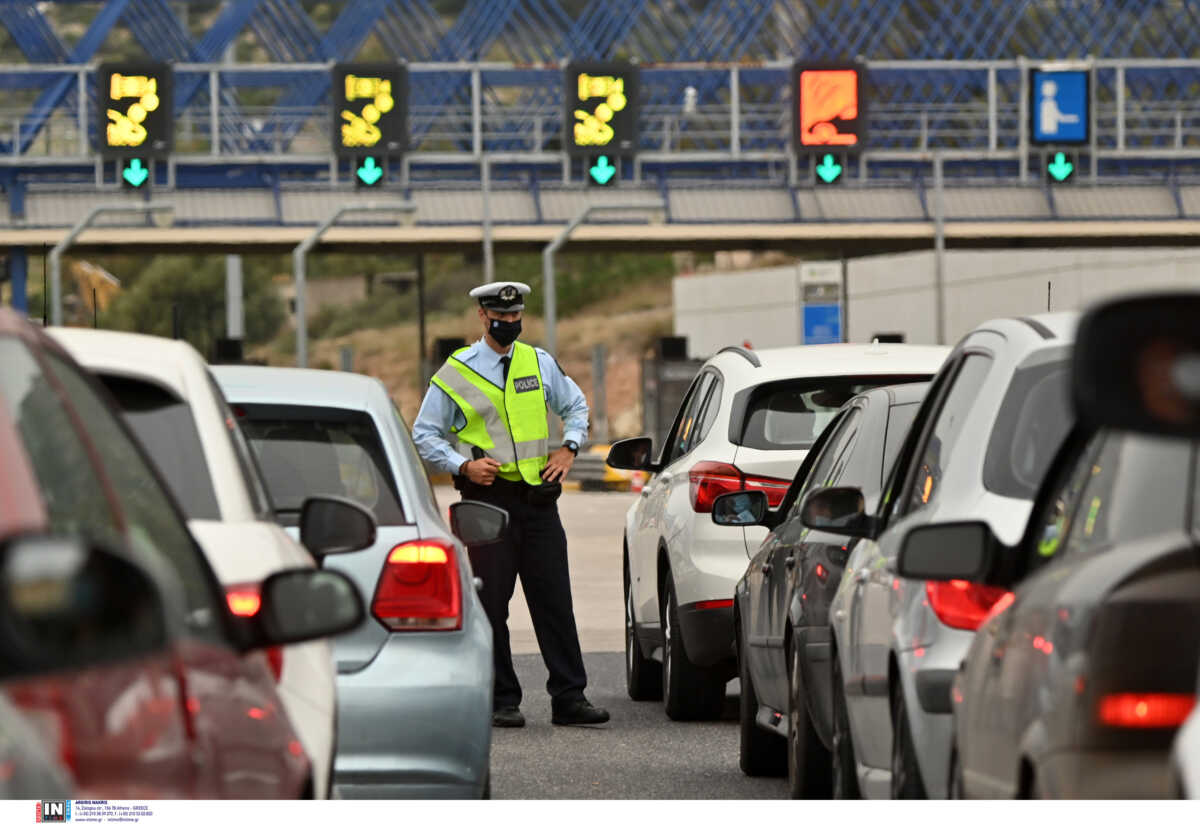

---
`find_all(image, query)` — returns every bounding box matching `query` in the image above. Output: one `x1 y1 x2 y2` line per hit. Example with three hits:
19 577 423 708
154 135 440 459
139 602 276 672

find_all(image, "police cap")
470 281 531 312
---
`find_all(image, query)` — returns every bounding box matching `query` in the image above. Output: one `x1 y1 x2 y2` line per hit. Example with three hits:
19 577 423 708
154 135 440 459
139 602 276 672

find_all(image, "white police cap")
469 281 531 311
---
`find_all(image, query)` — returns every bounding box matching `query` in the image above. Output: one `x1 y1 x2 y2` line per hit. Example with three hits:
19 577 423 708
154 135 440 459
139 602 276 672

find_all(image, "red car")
0 308 367 798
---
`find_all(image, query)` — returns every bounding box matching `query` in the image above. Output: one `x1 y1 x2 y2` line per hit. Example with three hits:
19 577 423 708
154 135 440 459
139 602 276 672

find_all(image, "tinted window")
207 374 273 518
99 375 221 521
667 372 714 464
739 375 928 451
697 377 723 443
983 358 1073 499
1030 431 1101 565
43 354 225 640
905 355 992 515
1062 432 1192 558
238 405 407 526
791 409 862 519
0 339 120 546
882 402 920 487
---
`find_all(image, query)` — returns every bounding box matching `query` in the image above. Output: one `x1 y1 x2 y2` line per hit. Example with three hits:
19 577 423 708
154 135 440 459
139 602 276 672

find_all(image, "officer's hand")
542 447 575 483
465 457 501 485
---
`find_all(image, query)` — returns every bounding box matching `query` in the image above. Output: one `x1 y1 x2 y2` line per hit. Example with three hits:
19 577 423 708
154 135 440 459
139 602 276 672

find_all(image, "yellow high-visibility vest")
431 342 550 485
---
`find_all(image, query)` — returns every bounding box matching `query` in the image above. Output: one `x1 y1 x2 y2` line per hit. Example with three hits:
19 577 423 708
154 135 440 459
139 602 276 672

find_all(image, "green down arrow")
589 156 616 185
357 156 384 185
816 153 842 184
1047 152 1074 182
123 158 149 187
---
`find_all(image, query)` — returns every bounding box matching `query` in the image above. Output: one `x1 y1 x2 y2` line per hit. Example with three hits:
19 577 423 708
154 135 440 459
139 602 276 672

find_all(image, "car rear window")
982 358 1073 499
735 374 930 451
99 375 221 521
235 404 407 526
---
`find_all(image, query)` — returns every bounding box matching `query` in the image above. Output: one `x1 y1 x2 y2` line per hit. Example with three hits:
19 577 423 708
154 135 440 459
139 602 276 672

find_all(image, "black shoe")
551 698 610 726
492 706 525 727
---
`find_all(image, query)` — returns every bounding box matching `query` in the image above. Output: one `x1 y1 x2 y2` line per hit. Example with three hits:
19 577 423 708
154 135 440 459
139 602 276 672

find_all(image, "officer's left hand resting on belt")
541 446 575 483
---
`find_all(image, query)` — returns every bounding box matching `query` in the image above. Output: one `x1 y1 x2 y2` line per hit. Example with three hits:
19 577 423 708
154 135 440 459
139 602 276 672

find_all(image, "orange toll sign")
793 64 867 152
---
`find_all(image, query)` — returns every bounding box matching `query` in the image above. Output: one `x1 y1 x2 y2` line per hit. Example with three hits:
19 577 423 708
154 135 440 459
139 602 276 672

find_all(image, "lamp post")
49 202 175 326
541 200 666 356
292 201 417 367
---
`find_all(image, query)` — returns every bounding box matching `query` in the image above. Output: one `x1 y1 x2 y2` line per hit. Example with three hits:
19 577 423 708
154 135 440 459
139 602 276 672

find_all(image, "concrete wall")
846 247 1200 345
673 264 805 357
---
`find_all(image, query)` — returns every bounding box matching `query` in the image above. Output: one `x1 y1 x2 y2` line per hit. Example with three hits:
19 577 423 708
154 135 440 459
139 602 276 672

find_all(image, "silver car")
802 313 1077 798
213 366 495 800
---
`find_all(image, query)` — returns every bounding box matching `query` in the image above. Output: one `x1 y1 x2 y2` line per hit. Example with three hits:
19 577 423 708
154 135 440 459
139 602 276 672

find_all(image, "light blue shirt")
412 337 590 475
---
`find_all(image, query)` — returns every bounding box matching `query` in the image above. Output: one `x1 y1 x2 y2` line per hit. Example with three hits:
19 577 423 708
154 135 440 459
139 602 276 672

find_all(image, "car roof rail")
716 345 761 367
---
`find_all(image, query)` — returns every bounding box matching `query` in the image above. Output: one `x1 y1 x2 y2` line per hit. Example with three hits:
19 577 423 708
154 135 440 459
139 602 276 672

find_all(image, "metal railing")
3 59 1200 170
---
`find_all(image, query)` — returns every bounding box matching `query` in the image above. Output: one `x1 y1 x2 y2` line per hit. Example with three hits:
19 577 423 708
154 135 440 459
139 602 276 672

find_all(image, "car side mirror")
606 437 655 471
800 487 877 539
1073 292 1200 437
895 521 999 582
299 495 377 557
711 490 768 527
0 535 168 679
450 501 509 548
254 568 365 647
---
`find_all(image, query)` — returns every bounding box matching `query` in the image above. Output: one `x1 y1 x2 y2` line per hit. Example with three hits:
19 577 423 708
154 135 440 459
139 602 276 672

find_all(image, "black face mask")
489 318 522 347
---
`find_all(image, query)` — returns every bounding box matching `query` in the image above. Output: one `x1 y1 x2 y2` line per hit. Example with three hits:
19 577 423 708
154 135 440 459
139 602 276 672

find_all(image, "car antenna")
1047 280 1052 312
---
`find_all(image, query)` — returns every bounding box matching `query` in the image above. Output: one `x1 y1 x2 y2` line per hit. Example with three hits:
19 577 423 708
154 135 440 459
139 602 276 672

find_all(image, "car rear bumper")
678 601 735 668
1036 748 1172 799
332 615 492 799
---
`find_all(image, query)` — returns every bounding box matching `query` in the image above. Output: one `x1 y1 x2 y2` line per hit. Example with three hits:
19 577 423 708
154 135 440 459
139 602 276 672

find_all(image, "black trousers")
461 478 588 709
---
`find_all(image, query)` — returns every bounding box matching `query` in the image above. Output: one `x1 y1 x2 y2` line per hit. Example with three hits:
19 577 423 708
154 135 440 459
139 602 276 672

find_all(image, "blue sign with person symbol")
1031 69 1089 144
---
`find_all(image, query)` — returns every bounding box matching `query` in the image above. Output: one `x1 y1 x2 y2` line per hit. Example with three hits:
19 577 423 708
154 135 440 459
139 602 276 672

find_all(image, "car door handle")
762 563 773 576
659 471 674 483
834 608 846 621
856 570 870 584
785 556 796 570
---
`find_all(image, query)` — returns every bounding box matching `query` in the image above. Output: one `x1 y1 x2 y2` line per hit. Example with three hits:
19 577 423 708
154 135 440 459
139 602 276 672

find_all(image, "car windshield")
236 404 407 526
739 374 930 451
982 355 1074 499
99 375 222 520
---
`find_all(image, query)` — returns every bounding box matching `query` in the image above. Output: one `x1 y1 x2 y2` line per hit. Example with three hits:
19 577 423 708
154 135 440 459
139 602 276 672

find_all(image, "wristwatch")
562 440 579 455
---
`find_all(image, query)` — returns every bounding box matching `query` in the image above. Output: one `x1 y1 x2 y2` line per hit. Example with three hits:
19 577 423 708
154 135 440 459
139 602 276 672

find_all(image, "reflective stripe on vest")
430 342 550 484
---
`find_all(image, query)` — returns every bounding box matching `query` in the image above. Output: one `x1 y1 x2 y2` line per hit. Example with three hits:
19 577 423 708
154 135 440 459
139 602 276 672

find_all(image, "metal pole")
471 66 482 157
482 157 494 282
730 65 741 158
210 69 219 156
225 254 244 339
933 151 946 345
1017 57 1029 181
1089 59 1098 179
292 201 417 366
49 203 173 326
1116 64 1126 150
77 67 88 157
987 65 997 151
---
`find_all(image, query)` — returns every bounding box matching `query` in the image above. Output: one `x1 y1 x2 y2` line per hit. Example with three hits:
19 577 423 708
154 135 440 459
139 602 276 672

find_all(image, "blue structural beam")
8 0 131 154
7 247 28 314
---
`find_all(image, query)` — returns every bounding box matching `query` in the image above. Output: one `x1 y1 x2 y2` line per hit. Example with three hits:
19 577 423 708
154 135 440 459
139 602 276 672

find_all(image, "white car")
48 329 346 799
607 343 949 721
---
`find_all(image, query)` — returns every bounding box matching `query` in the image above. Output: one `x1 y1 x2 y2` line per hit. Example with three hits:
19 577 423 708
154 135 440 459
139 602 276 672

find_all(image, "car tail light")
372 539 462 631
1098 693 1196 728
688 461 789 512
265 647 284 682
925 580 1011 632
225 584 262 617
693 599 733 611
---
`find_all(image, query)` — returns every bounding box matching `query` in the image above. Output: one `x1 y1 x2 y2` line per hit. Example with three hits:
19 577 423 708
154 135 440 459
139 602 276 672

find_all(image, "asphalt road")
434 486 789 800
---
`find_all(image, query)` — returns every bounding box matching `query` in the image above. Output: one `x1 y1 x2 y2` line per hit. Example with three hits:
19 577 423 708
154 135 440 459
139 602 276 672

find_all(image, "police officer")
413 281 610 728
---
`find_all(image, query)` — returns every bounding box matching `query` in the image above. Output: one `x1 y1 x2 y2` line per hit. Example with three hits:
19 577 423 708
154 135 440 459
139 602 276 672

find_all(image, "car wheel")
661 572 725 721
737 627 786 776
625 552 662 700
787 640 832 798
830 647 861 800
890 684 928 799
